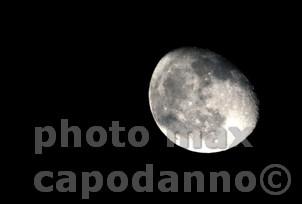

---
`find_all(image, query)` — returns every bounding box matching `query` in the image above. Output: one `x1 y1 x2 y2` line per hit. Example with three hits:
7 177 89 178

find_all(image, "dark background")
19 3 300 203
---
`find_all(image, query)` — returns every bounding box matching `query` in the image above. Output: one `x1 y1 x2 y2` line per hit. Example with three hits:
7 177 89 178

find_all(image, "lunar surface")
149 47 259 153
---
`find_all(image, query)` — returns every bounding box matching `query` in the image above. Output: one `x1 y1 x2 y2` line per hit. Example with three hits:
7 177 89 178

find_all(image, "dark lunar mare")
190 49 233 81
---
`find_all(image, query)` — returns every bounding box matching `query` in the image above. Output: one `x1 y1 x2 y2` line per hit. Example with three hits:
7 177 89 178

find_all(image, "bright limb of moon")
148 47 259 153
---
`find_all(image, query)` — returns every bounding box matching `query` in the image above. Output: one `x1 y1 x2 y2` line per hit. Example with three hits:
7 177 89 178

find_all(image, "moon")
148 47 259 153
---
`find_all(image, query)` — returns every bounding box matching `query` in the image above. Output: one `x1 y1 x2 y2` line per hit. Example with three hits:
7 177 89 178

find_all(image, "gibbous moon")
149 47 259 153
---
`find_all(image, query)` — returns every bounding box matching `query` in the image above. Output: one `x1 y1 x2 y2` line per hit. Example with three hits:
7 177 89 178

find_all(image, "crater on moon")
149 47 259 153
